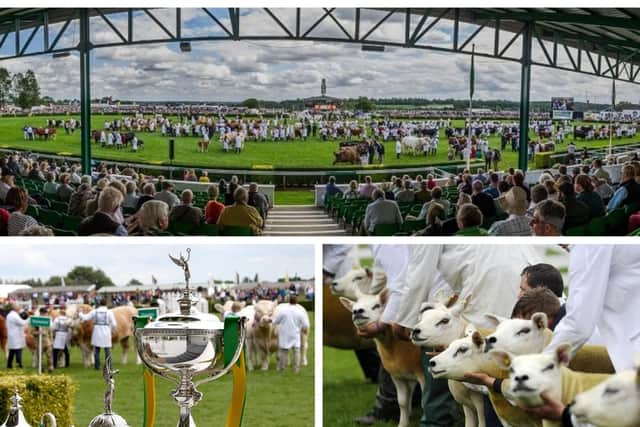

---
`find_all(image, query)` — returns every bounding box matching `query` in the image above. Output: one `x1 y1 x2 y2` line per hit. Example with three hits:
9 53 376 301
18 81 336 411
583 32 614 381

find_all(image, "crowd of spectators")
0 151 270 236
326 158 640 236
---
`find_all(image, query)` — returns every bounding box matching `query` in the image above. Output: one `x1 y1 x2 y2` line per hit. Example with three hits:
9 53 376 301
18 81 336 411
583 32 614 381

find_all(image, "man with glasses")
530 199 565 236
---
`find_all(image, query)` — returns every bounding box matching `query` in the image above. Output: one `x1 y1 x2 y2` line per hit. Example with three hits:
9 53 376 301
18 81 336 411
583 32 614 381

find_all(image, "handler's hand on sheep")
463 372 495 388
356 321 384 338
520 392 565 420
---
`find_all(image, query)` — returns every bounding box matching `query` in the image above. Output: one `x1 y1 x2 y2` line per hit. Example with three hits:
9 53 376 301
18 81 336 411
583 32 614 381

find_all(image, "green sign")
138 308 159 320
30 316 51 328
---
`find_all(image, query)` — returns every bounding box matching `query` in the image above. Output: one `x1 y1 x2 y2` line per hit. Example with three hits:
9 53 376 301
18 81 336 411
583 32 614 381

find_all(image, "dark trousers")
484 395 504 426
94 347 111 370
53 347 70 368
7 349 23 368
420 350 460 427
374 366 400 417
354 348 381 383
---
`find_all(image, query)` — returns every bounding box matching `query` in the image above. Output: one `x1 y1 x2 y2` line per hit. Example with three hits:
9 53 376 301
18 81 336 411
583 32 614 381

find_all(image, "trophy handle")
193 317 246 388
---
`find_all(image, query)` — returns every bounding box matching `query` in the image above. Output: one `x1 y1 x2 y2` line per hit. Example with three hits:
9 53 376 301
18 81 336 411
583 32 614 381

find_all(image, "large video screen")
551 97 574 112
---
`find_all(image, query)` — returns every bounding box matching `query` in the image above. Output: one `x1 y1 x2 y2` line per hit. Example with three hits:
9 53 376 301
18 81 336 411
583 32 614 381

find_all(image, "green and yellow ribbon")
224 316 247 427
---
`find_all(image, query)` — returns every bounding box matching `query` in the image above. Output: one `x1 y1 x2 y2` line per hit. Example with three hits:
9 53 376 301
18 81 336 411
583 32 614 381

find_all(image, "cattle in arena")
574 126 593 140
197 139 210 153
340 289 424 427
333 146 360 165
537 128 553 139
401 136 426 155
417 127 438 138
68 304 138 367
34 127 56 140
536 142 555 153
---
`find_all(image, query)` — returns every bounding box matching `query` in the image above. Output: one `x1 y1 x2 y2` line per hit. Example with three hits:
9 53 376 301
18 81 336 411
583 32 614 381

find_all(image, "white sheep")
484 313 553 355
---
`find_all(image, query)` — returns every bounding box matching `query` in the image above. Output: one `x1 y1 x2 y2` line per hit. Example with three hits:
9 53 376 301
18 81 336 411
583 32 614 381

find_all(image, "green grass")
5 318 314 427
1 115 637 172
275 190 316 205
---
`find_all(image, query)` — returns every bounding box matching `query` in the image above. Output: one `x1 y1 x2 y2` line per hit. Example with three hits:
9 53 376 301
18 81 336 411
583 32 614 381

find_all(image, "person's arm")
79 310 94 322
395 203 403 225
606 187 627 211
545 246 613 357
363 206 372 233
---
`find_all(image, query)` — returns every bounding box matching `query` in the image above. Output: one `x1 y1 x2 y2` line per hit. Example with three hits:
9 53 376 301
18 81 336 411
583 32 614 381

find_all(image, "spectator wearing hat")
154 180 180 209
558 182 589 232
488 186 531 236
272 292 310 373
530 199 565 236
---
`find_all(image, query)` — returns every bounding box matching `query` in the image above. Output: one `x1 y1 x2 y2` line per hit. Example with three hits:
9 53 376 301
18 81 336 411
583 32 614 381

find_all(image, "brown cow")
69 305 138 368
333 146 360 165
197 139 210 152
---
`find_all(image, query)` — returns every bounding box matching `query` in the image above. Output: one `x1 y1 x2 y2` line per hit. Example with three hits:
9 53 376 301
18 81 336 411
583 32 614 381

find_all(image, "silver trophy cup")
134 249 246 427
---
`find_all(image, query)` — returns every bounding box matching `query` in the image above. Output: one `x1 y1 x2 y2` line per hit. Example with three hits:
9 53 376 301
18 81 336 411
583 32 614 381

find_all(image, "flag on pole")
470 44 475 100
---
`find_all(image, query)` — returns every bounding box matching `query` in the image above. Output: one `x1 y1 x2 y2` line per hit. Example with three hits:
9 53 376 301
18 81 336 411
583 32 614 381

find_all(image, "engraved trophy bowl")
134 249 246 427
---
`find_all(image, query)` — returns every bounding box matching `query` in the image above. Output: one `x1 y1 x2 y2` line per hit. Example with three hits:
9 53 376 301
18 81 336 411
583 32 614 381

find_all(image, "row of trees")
0 67 41 109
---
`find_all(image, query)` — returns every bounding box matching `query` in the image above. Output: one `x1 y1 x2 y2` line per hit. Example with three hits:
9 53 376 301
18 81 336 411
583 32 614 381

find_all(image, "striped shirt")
8 212 38 236
488 214 532 236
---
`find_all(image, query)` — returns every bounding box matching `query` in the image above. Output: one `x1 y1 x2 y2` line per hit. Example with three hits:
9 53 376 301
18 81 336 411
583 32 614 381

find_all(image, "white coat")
371 245 410 324
396 245 541 330
52 315 71 350
272 304 310 349
545 245 640 371
80 307 117 348
7 310 27 350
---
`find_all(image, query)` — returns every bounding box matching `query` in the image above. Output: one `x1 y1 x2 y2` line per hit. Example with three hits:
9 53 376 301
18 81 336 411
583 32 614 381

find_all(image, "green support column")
79 9 92 175
518 21 532 172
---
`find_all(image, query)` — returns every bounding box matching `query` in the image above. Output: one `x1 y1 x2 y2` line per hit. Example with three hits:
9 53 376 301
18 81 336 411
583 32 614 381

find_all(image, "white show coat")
545 245 640 371
396 245 541 330
80 307 117 348
371 245 410 323
52 315 71 350
272 304 310 349
7 310 27 350
323 245 357 279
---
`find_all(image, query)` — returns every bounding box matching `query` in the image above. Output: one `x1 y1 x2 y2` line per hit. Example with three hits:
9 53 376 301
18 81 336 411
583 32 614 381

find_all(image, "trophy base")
177 412 196 427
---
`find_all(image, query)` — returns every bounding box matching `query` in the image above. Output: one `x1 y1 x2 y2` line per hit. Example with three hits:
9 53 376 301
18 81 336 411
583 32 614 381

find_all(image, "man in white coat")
272 293 310 373
6 304 28 369
80 299 117 370
52 307 71 368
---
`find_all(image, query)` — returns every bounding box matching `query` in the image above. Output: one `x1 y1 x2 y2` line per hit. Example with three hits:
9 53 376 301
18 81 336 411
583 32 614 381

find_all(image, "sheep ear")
370 269 387 294
419 302 436 314
444 294 459 308
531 312 548 330
214 304 225 313
484 313 505 328
433 289 447 304
555 343 572 366
379 288 390 306
339 297 354 312
472 331 485 348
490 350 513 371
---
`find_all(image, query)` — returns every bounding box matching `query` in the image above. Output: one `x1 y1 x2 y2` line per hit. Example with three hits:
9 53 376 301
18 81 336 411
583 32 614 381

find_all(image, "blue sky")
0 8 638 104
0 242 315 286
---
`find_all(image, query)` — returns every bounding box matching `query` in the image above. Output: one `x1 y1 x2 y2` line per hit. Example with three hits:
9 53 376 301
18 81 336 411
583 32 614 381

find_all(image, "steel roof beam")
475 9 640 31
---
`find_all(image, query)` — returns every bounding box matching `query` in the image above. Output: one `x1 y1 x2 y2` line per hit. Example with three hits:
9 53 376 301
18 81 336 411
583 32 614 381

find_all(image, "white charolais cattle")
400 136 426 155
215 300 257 368
571 363 640 427
340 289 424 427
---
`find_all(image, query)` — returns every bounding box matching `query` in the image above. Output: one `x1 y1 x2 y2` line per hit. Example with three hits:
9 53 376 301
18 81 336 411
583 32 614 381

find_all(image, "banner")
552 110 573 120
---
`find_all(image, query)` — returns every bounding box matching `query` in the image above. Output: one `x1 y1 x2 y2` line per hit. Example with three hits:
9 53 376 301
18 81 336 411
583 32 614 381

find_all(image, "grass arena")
2 114 639 173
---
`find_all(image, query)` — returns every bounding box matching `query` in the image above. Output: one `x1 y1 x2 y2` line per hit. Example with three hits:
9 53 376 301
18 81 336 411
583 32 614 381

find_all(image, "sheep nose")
429 360 436 368
412 328 421 337
354 308 365 315
488 336 497 344
514 375 529 383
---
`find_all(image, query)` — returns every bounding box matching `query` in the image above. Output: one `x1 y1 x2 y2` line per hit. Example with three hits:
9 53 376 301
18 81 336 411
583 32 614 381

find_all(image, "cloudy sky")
1 8 638 104
0 242 315 285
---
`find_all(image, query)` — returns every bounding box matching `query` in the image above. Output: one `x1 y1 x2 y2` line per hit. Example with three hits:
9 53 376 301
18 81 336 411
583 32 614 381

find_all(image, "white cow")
400 136 426 155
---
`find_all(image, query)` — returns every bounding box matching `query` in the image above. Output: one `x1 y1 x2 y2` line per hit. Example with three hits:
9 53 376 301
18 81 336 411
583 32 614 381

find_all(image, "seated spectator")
129 200 169 236
544 179 559 201
199 171 210 183
79 187 127 236
381 182 395 200
489 186 531 236
6 187 38 236
512 170 531 202
0 207 9 236
473 168 488 185
414 180 432 204
395 180 415 203
0 167 17 203
344 180 360 200
359 176 375 199
454 203 488 236
590 158 611 184
414 203 446 236
607 164 640 211
574 174 605 218
410 186 450 221
68 182 93 217
19 224 54 236
530 199 565 236
217 187 263 235
362 189 403 235
204 184 225 224
426 174 437 190
592 176 614 201
154 181 180 209
225 182 238 206
169 189 203 228
391 177 404 195
457 174 472 195
527 184 548 216
122 181 139 209
323 176 343 206
56 173 74 202
471 179 496 219
248 183 269 222
43 172 59 196
558 182 590 232
135 183 156 212
483 173 500 198
441 193 471 235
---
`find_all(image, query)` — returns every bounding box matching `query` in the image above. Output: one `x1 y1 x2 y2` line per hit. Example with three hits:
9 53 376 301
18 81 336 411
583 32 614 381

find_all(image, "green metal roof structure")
1 7 639 173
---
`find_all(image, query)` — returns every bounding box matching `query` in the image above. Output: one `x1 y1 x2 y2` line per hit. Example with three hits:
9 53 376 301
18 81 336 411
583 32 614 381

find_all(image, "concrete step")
264 224 344 232
263 229 349 236
267 218 336 224
271 205 318 211
267 213 329 219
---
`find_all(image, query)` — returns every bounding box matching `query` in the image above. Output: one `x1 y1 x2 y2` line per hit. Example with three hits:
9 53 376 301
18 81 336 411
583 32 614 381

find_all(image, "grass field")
2 317 314 427
1 115 637 172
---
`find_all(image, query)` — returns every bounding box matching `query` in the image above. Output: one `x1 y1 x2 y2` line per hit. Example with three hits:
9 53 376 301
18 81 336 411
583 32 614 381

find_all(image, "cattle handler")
52 307 71 368
80 298 117 370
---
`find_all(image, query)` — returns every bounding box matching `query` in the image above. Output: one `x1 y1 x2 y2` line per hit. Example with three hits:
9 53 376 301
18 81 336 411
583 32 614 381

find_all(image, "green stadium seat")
50 200 68 213
586 216 608 236
38 208 63 228
62 215 83 232
26 205 39 220
194 223 219 236
628 228 640 237
52 227 78 236
372 223 401 236
605 208 627 235
169 222 198 236
220 225 253 236
402 219 426 233
565 225 586 236
123 206 137 216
